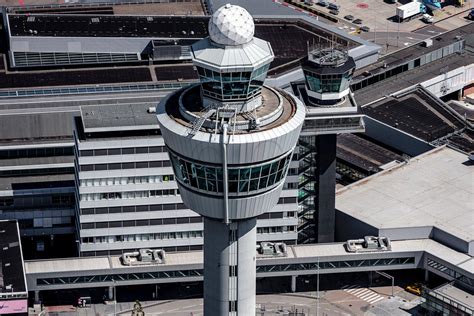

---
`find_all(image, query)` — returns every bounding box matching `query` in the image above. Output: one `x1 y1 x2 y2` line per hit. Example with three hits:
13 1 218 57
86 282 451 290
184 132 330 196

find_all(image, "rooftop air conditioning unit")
422 39 433 47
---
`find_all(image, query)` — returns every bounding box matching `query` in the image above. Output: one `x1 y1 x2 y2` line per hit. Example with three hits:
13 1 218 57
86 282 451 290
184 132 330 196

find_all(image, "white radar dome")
208 3 255 46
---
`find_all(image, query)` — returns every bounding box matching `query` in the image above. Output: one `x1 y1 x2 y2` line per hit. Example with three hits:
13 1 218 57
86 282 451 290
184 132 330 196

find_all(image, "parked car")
360 26 370 32
353 18 363 24
344 14 354 20
422 13 434 23
318 0 328 6
328 2 340 10
329 9 339 15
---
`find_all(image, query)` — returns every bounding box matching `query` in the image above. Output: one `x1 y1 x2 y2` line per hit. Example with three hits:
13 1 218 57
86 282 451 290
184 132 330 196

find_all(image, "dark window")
162 161 171 167
109 221 122 228
123 206 135 213
123 220 135 227
96 208 108 214
150 204 162 211
136 161 148 168
163 204 175 211
150 161 162 168
122 148 135 155
96 222 108 228
81 208 95 215
108 148 121 155
94 149 107 156
136 205 149 212
149 146 162 153
136 219 149 226
150 219 162 225
176 203 186 209
136 147 148 154
177 217 189 224
95 164 107 171
270 212 283 219
121 162 135 169
109 207 122 213
81 165 94 172
189 217 202 223
163 218 176 225
109 163 121 170
80 150 94 157
81 223 94 229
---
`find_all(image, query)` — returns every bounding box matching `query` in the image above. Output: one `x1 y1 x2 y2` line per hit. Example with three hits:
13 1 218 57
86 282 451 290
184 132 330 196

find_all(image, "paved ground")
40 285 423 316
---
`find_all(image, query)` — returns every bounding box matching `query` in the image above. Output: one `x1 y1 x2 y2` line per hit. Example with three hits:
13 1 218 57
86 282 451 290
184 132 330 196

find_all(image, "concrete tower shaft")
156 4 305 315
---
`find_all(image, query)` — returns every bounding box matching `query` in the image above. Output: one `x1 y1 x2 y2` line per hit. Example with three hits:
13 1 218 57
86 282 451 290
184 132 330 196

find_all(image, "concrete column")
203 216 257 316
34 290 40 303
108 286 114 300
424 270 430 283
291 275 297 293
315 134 337 243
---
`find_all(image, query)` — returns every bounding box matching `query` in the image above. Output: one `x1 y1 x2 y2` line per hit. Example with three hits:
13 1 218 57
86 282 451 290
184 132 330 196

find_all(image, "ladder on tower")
188 108 216 137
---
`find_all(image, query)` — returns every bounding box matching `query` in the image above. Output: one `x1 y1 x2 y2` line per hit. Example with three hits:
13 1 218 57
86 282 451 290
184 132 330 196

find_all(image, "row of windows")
257 211 295 220
196 64 269 82
80 160 171 172
80 203 187 215
80 146 167 157
18 216 73 229
0 147 73 159
81 244 204 257
0 167 74 177
81 226 295 245
304 69 352 94
170 151 292 195
257 226 296 234
81 231 204 244
80 216 202 229
80 175 174 187
80 189 179 201
197 65 269 100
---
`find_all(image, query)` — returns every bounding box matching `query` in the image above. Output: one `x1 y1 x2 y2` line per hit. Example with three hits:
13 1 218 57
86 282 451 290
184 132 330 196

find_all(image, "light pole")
316 257 320 316
111 278 116 316
374 271 394 297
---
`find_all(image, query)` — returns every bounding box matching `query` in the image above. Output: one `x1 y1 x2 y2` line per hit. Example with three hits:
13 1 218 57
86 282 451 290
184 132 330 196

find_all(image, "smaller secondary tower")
294 44 365 243
157 4 305 315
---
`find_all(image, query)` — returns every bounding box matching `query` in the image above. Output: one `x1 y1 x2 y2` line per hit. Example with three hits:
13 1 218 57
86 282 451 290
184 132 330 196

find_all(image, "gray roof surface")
354 23 474 78
0 112 76 145
0 220 26 293
81 103 159 132
24 239 472 276
354 52 474 106
0 174 74 192
432 283 474 309
336 146 474 243
0 155 73 168
209 0 304 16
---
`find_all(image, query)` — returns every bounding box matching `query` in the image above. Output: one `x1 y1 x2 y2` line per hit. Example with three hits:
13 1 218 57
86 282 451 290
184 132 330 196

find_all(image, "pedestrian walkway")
342 285 386 304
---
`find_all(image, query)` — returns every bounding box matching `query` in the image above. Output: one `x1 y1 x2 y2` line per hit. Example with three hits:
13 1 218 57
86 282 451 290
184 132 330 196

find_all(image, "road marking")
343 286 386 304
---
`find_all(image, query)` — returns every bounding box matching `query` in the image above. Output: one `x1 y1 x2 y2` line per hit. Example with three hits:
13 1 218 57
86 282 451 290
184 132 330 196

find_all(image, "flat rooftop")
362 87 466 143
0 220 27 294
336 146 473 244
354 23 474 79
353 51 474 106
81 102 159 133
0 174 74 192
431 283 474 310
337 134 404 173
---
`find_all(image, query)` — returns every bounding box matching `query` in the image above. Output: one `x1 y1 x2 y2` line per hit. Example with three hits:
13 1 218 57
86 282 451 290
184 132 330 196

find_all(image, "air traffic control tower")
156 4 305 315
294 46 365 243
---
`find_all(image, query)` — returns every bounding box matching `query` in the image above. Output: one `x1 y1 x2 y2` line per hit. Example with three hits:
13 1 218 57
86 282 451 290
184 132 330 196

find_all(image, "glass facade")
304 69 353 94
169 150 292 195
196 64 269 101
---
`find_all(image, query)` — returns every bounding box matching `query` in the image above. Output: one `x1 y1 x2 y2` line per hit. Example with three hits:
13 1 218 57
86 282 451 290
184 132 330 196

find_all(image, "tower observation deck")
156 4 305 315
